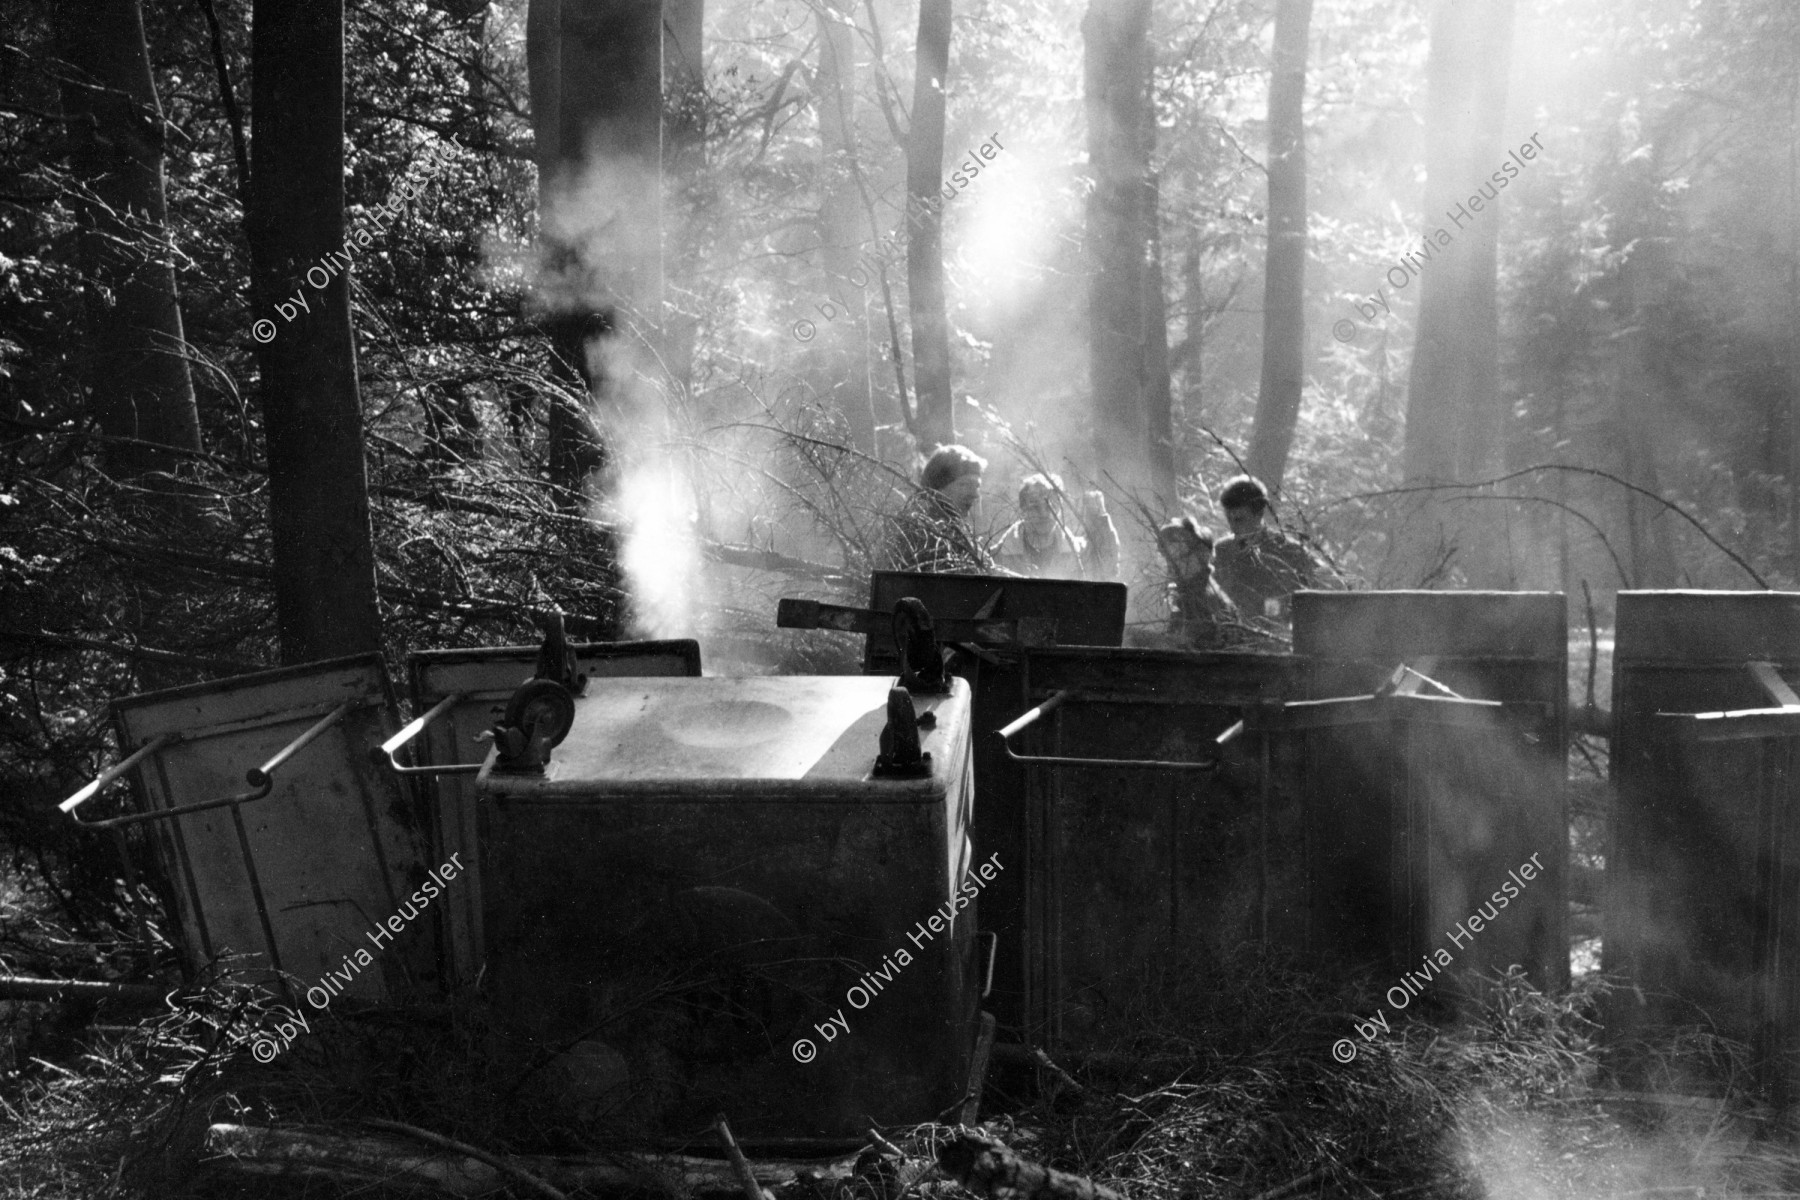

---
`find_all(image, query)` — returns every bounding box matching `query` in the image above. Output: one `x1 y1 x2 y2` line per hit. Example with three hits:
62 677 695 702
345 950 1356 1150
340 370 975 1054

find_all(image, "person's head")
1157 516 1215 581
921 444 988 516
1017 473 1063 535
1218 475 1271 539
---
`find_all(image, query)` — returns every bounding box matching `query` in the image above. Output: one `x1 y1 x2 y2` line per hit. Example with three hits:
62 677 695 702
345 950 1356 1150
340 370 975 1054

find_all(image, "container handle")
369 693 481 776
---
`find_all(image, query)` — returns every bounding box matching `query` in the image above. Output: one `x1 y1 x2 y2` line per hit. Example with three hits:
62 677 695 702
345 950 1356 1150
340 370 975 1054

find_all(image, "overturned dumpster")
396 637 701 987
469 670 985 1140
63 654 437 1001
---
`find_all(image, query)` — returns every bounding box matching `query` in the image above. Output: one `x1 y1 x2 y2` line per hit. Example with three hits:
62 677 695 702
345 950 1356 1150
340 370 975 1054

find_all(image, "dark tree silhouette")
1083 0 1174 507
246 0 381 662
1245 0 1314 494
57 0 202 481
906 0 955 450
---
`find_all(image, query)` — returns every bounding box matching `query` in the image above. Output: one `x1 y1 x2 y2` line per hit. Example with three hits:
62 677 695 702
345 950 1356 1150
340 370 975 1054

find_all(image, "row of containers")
56 581 1800 1141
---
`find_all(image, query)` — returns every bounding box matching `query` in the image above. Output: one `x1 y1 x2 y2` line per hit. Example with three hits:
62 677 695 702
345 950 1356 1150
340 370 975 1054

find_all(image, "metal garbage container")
474 673 983 1140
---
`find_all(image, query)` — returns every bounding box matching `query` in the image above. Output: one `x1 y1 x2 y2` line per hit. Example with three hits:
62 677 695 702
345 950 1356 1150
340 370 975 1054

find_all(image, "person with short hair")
994 474 1120 579
882 444 1007 574
1156 516 1237 647
1212 474 1317 622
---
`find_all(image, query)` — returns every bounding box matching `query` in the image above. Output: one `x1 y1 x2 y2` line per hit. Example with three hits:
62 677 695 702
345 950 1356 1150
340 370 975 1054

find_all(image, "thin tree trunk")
247 0 381 662
1244 0 1312 494
59 0 203 481
1082 0 1156 501
1402 0 1515 485
663 0 704 394
906 0 954 451
1143 171 1176 506
814 0 877 452
527 0 562 188
1788 74 1800 567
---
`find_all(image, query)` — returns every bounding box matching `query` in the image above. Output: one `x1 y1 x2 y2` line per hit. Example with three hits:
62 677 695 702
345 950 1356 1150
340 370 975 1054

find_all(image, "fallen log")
935 1130 1124 1200
0 975 168 1005
205 1123 858 1196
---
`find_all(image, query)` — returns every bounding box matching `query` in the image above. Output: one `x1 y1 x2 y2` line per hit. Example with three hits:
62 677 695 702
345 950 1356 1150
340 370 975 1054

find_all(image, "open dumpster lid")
102 654 432 1001
477 675 971 801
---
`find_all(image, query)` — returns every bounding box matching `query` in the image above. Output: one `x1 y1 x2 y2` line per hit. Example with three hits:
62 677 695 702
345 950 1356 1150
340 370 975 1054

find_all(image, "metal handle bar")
1656 661 1800 743
62 700 354 831
61 733 177 814
368 692 481 776
246 702 353 788
996 689 1226 772
54 698 355 1004
996 689 1076 741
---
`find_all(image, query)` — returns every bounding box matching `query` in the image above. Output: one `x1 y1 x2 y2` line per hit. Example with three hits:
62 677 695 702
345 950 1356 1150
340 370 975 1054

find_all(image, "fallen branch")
935 1130 1123 1200
0 975 169 1004
716 1114 773 1200
363 1118 569 1200
205 1123 858 1195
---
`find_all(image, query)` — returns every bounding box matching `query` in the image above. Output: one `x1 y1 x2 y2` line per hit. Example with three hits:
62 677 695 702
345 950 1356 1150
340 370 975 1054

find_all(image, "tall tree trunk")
813 0 877 452
1402 0 1515 484
528 0 597 504
1142 171 1176 504
1788 74 1800 568
906 0 954 451
58 0 203 481
1244 0 1312 494
531 0 665 503
528 0 562 189
663 0 704 394
1082 0 1165 506
247 0 381 662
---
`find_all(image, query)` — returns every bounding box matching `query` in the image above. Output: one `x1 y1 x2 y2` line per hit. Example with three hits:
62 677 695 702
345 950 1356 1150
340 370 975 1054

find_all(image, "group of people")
881 444 1318 647
882 444 1120 580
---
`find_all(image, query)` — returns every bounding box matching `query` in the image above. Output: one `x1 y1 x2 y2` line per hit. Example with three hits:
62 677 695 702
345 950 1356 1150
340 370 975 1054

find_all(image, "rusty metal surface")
1290 591 1568 993
404 640 700 988
1610 591 1800 1095
108 655 433 1001
1013 648 1301 1044
473 677 979 1140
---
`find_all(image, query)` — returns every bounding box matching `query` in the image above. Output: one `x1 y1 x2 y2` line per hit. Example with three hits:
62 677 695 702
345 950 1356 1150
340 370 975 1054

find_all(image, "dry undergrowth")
7 892 1800 1199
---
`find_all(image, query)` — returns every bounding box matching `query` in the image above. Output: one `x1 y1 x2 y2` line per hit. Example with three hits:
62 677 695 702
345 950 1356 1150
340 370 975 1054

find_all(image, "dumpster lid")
477 675 971 799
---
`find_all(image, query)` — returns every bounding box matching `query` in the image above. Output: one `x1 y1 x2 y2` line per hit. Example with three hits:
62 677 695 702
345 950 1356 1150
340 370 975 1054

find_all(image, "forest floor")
3 878 1799 1200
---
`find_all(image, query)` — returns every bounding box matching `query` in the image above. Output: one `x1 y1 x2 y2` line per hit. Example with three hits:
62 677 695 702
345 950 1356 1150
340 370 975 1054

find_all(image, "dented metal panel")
404 640 700 986
109 654 433 1002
